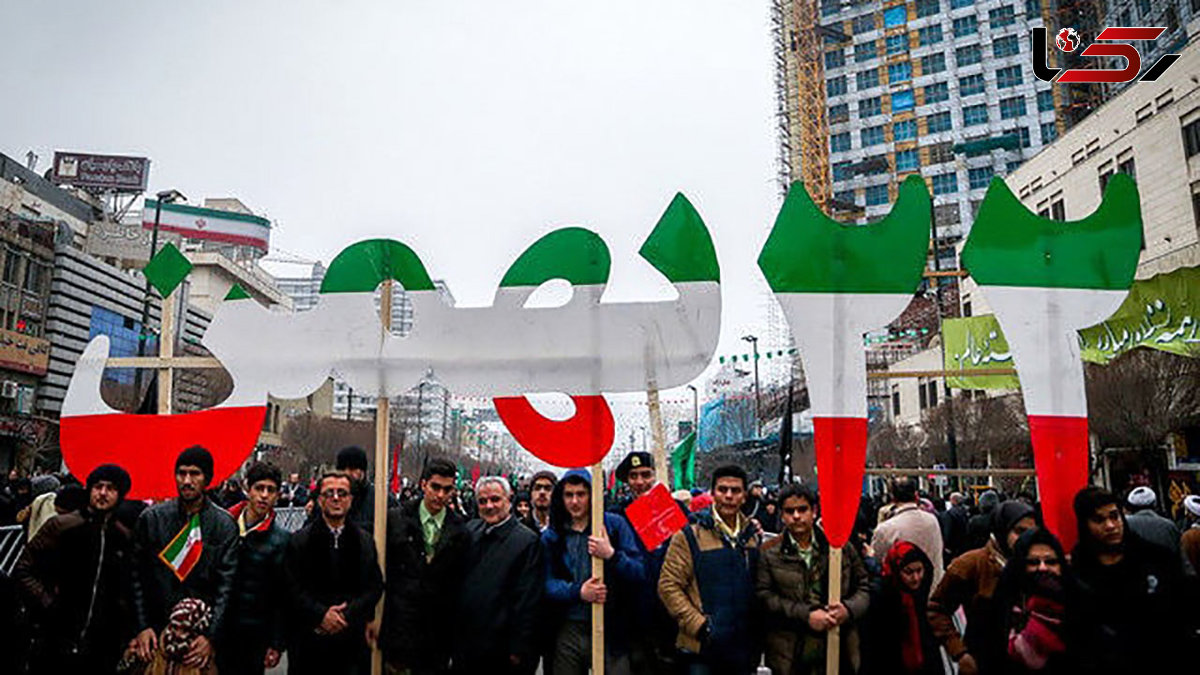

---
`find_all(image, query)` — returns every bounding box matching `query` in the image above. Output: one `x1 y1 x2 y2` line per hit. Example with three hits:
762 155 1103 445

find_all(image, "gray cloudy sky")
4 1 791 395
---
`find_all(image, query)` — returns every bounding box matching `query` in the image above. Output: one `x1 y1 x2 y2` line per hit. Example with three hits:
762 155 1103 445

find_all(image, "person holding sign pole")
541 468 644 674
659 464 762 674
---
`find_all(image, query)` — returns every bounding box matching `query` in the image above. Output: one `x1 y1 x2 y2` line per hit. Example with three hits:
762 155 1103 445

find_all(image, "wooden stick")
107 356 223 369
826 546 843 675
591 461 605 674
646 387 667 482
371 280 393 675
157 290 177 414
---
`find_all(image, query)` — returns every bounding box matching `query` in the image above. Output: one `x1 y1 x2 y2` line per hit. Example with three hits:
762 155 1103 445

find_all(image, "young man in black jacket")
129 446 240 671
381 458 470 674
284 470 383 675
452 475 544 674
15 464 134 673
220 462 290 675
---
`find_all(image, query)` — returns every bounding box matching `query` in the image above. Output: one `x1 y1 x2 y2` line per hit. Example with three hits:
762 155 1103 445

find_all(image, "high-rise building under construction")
773 0 1085 268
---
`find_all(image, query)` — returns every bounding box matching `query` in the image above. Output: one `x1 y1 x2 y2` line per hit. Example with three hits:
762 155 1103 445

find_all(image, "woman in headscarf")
984 528 1073 674
863 541 941 675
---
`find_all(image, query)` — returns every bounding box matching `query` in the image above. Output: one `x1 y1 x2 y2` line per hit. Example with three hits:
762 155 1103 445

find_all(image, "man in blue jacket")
541 468 644 675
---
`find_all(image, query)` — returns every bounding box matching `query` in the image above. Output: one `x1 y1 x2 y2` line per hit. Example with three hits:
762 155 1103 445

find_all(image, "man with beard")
285 471 383 675
130 446 240 671
1071 486 1183 674
522 470 556 533
15 464 134 673
221 462 290 674
381 458 470 674
453 476 544 674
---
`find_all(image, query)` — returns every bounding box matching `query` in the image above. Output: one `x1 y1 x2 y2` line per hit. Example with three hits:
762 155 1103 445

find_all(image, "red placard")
624 483 688 551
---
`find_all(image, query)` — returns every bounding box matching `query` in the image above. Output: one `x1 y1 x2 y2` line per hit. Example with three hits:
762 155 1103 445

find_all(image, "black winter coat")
452 517 544 670
381 499 469 668
131 498 239 641
223 506 290 650
283 517 383 673
14 509 134 669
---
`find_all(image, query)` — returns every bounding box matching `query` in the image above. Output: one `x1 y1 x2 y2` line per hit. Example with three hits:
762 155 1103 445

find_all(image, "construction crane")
772 0 845 211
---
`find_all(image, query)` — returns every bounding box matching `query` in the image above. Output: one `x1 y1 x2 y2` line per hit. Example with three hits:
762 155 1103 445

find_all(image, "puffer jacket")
130 498 239 643
756 528 869 675
223 502 290 650
14 508 134 668
658 509 760 656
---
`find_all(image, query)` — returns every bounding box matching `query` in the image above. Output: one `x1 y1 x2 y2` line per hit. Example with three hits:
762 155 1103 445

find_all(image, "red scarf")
883 541 926 673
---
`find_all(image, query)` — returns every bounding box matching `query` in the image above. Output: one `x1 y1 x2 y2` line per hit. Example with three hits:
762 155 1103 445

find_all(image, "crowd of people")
1 444 1199 675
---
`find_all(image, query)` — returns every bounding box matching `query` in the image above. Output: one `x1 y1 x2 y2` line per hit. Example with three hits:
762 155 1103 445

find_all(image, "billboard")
51 152 150 192
86 218 181 262
0 328 51 376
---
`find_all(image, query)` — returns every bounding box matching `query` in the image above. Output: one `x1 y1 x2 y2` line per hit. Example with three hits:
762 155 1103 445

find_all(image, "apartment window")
23 261 46 294
1099 168 1114 193
826 49 846 68
924 81 950 103
919 381 928 409
927 380 939 407
951 0 973 7
959 73 986 96
829 102 850 122
2 251 21 285
928 141 955 163
1192 181 1200 232
896 148 920 172
892 89 915 112
953 16 979 36
833 161 854 180
853 14 877 33
1183 118 1200 158
969 166 995 189
866 184 890 206
894 118 918 141
884 6 908 26
917 0 942 17
888 62 913 83
932 171 959 195
831 131 852 152
921 52 947 75
860 96 884 117
1007 160 1022 173
1000 96 1028 119
892 388 901 416
963 103 989 127
927 110 953 132
861 125 887 147
956 44 983 67
1050 198 1065 220
918 24 944 46
1041 121 1058 143
989 5 1016 27
856 40 878 62
1118 156 1137 180
1038 89 1055 112
858 68 881 89
993 34 1020 58
887 34 909 55
834 190 856 205
822 0 840 17
828 75 848 97
1025 0 1042 16
997 65 1024 88
1019 126 1031 148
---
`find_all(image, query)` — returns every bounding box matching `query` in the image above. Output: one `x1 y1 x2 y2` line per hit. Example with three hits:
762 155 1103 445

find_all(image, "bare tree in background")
1085 347 1200 450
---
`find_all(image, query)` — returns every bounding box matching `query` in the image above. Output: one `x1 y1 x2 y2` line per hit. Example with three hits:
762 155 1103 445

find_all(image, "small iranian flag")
159 514 204 581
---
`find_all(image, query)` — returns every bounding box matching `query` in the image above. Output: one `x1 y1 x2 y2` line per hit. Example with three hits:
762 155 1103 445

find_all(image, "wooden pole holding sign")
826 546 842 674
591 461 605 674
370 280 393 675
646 387 667 480
156 290 177 414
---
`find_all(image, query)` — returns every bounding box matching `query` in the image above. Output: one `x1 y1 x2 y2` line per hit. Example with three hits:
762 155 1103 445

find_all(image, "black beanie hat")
86 463 132 499
175 446 214 483
54 484 89 513
336 445 369 472
991 500 1035 553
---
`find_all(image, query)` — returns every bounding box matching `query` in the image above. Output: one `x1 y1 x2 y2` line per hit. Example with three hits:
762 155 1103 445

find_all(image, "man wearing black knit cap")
129 446 240 671
14 463 135 673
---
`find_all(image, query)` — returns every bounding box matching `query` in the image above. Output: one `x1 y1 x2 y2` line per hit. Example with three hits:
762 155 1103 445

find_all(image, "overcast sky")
4 2 793 424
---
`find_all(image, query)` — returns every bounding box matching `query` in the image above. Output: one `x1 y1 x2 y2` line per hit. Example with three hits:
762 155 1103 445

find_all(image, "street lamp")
686 384 699 437
137 189 186 409
742 334 760 435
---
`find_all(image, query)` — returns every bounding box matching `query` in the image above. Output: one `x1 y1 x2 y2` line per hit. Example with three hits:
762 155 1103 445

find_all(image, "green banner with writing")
942 314 1021 390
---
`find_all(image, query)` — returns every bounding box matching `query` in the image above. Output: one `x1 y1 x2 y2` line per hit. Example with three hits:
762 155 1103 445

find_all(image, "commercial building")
1102 0 1199 95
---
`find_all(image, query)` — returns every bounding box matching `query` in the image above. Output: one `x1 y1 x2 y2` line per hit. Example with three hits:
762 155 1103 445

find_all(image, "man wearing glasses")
380 458 470 674
283 471 383 675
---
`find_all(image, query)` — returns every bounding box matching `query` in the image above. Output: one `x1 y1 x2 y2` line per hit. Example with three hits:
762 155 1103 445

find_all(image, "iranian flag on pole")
759 176 930 548
144 199 271 251
159 514 204 582
962 175 1141 551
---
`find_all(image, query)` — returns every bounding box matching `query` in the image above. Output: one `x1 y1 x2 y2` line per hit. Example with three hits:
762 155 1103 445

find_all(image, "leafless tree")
1085 347 1200 450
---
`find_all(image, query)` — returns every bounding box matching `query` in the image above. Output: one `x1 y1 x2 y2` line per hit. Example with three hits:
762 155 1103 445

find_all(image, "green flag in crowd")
671 431 697 491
